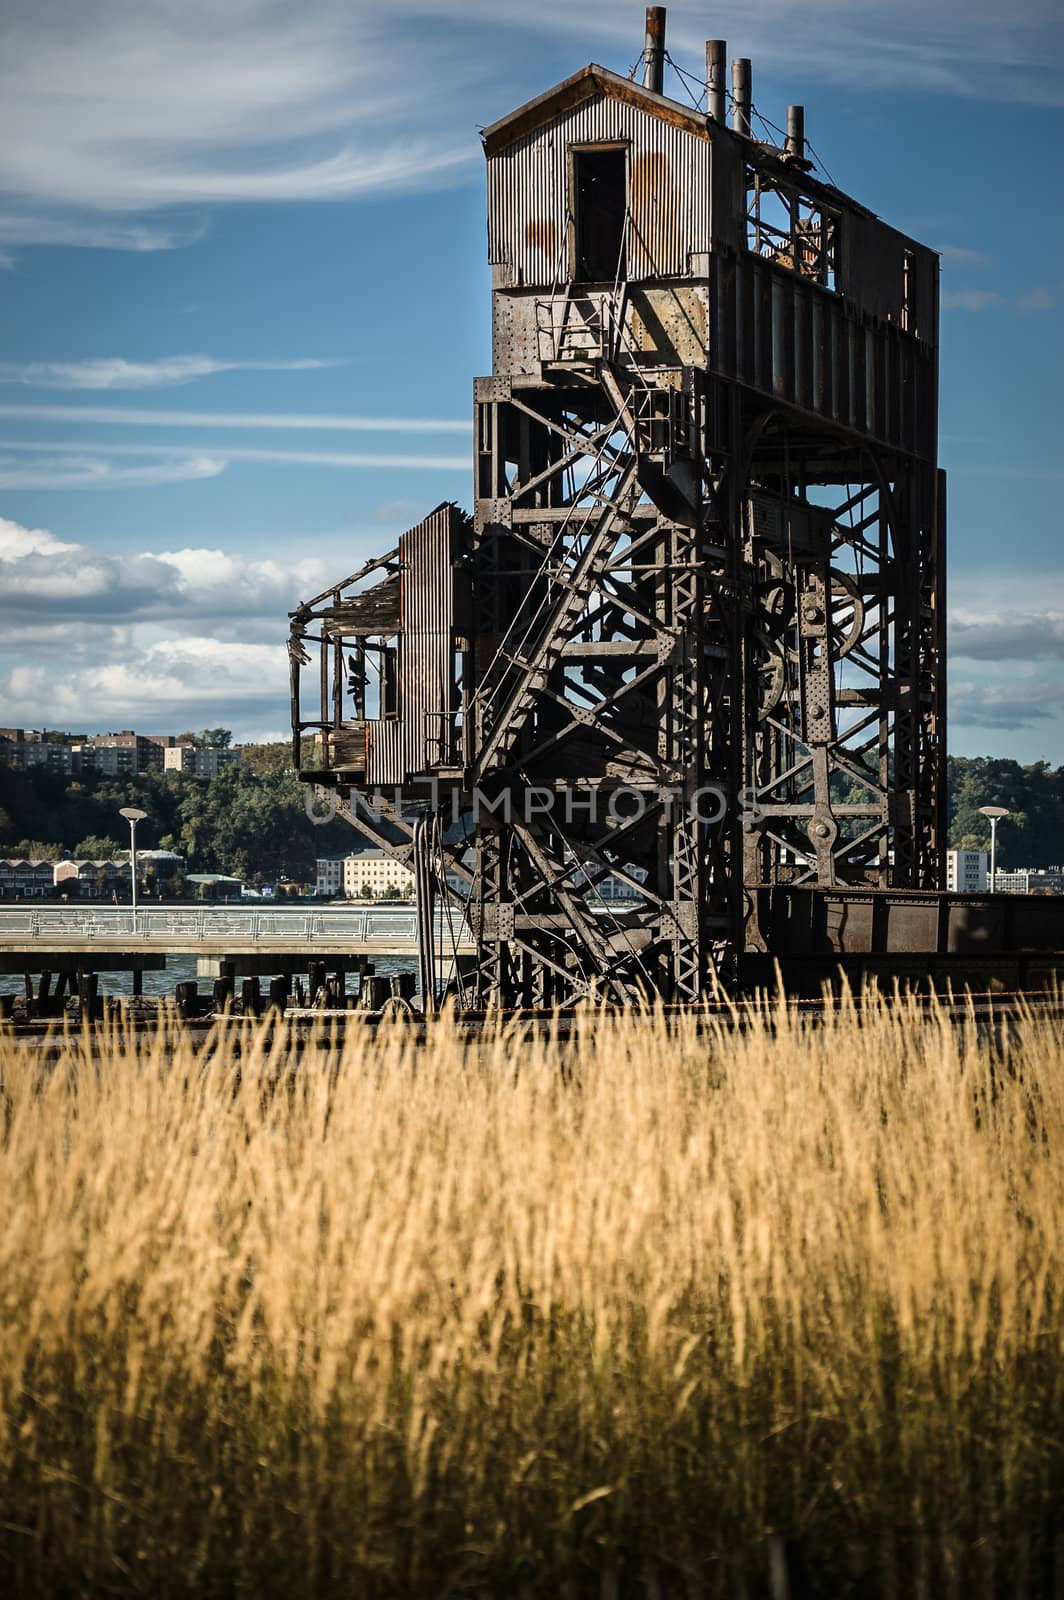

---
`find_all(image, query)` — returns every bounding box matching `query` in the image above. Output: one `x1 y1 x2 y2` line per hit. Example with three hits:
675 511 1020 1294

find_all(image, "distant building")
947 849 988 893
1 727 242 779
994 867 1064 895
343 849 415 899
0 859 57 899
163 745 243 778
53 859 132 899
0 737 74 774
81 730 165 773
72 743 131 777
186 873 244 899
316 857 346 897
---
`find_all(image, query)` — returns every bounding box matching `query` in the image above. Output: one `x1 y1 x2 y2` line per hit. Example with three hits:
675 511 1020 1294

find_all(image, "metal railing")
0 905 466 945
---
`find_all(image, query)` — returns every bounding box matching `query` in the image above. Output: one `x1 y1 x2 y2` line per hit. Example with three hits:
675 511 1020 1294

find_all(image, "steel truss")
464 358 943 1005
467 362 742 1005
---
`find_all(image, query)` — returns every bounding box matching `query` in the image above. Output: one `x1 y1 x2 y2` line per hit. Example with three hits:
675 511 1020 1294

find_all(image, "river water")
0 953 418 1000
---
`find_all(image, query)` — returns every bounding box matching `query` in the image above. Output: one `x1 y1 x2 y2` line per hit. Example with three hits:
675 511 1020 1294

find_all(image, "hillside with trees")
0 736 360 884
946 757 1064 868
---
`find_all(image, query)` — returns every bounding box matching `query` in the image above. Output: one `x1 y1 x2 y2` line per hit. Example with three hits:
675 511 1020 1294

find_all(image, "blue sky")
0 0 1061 756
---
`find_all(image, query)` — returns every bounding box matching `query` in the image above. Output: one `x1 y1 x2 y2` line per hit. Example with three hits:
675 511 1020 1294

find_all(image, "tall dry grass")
0 996 1062 1596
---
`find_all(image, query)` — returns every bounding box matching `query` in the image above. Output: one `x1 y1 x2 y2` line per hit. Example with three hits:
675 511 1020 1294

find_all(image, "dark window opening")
573 148 627 283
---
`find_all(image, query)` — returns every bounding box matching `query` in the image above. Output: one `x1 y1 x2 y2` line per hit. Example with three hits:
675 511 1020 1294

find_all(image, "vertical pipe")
706 39 726 123
786 104 805 159
643 6 666 96
731 57 751 136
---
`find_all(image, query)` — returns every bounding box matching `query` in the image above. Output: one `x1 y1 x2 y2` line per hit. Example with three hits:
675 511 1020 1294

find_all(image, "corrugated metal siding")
488 94 710 286
366 504 462 785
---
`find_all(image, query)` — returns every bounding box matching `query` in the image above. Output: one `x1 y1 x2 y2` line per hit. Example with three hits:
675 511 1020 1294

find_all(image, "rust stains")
632 151 680 276
525 219 558 260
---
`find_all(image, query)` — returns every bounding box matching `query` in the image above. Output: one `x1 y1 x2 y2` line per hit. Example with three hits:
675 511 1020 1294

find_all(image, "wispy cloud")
934 244 989 266
0 210 206 253
1016 286 1055 313
0 1 1058 255
0 453 226 490
0 403 471 432
0 439 469 477
943 285 1057 313
942 289 1006 311
0 355 341 391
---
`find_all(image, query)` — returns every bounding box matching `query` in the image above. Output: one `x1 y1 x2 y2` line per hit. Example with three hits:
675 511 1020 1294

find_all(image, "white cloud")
0 1 1059 252
0 453 226 490
0 356 339 391
0 515 78 560
0 403 470 432
0 513 359 737
1 641 289 729
950 610 1064 661
0 515 333 621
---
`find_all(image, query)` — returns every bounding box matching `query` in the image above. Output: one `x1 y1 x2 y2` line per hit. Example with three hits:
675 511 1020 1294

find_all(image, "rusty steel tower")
290 8 946 1006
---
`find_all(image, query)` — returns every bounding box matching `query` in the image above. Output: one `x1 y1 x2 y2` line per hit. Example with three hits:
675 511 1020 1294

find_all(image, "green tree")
74 835 123 859
9 838 61 860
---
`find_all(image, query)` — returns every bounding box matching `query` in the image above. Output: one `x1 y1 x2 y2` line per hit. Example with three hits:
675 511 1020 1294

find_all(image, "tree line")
2 744 1061 879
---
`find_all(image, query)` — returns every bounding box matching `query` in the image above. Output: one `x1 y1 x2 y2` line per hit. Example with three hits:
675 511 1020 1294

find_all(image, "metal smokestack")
643 6 666 95
731 57 751 136
786 104 805 160
706 39 726 123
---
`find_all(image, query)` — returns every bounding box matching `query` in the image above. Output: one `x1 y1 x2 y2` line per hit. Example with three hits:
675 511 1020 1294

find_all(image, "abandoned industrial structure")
288 10 1059 1005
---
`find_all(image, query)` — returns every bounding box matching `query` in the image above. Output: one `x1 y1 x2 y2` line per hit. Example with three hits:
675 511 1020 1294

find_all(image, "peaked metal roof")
480 61 877 222
481 64 712 157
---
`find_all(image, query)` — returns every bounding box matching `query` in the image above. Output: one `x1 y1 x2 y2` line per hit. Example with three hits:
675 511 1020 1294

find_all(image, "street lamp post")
119 807 148 930
978 805 1009 893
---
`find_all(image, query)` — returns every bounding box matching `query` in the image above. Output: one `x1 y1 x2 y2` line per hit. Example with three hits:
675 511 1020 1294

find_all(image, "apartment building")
946 849 988 893
0 737 75 775
315 856 346 897
343 850 415 899
163 744 242 778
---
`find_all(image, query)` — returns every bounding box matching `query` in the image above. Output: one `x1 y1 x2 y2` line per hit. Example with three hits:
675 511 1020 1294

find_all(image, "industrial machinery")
290 10 969 1005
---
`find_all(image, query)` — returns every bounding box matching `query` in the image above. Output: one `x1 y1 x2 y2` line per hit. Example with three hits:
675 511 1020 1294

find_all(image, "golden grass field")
1 995 1062 1596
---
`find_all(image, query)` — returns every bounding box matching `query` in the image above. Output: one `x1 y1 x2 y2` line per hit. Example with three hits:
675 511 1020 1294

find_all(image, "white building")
946 849 988 893
315 857 346 898
994 868 1031 895
343 850 415 900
